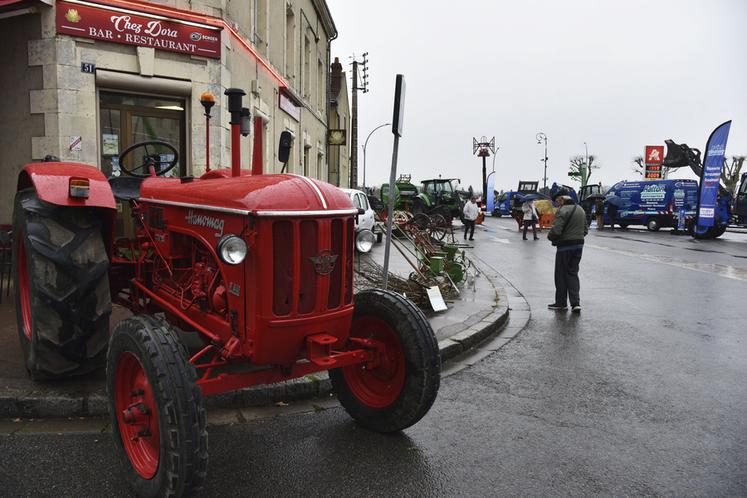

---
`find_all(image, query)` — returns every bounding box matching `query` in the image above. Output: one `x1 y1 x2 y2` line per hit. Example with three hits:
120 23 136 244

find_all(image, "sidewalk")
0 230 518 419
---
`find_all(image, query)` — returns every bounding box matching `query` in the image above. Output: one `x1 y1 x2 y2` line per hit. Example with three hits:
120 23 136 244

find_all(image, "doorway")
99 91 187 177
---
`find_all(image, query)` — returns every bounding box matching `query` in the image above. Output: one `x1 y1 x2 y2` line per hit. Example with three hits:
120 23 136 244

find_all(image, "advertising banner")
644 145 664 179
696 121 731 230
56 0 222 59
486 172 495 213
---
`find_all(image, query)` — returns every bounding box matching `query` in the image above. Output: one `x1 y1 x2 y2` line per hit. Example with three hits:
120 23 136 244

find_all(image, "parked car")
341 188 379 251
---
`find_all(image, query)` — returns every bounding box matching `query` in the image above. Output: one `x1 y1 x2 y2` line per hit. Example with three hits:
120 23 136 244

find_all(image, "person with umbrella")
605 194 624 230
521 194 540 240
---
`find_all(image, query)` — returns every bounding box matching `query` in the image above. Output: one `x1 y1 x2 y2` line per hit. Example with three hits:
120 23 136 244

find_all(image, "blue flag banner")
696 120 731 231
486 172 495 213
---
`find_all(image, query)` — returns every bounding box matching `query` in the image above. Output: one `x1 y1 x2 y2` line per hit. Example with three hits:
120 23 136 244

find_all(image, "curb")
0 265 513 419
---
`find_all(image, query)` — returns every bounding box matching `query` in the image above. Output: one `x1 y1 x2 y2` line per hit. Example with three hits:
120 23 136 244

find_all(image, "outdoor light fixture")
217 235 247 265
199 91 216 117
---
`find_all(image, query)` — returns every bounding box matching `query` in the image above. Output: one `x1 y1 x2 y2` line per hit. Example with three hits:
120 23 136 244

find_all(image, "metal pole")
382 134 400 290
205 114 211 173
482 154 487 202
350 61 359 188
543 138 548 191
362 122 390 189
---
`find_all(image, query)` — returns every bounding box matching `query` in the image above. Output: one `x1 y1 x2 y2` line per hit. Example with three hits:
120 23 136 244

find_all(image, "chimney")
330 57 343 98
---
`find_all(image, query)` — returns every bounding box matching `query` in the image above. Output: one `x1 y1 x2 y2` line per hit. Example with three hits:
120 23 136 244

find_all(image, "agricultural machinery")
413 178 465 223
12 88 440 496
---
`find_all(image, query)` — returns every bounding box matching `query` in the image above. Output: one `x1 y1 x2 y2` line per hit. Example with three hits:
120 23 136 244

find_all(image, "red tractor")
12 88 440 496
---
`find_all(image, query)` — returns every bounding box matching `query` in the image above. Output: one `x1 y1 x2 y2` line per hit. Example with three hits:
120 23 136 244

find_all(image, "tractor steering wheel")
117 140 179 178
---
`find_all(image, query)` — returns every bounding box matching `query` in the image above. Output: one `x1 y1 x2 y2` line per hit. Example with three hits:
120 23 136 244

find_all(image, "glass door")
99 92 186 177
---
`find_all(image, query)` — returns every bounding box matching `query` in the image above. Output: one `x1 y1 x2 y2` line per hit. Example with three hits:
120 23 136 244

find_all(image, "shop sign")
56 0 221 59
279 92 300 121
644 145 664 179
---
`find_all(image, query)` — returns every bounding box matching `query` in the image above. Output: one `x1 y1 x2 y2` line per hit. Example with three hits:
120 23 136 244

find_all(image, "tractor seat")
109 176 144 201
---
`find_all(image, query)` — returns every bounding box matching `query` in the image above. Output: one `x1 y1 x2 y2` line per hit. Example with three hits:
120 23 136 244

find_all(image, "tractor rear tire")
330 289 440 433
12 189 111 380
107 315 208 498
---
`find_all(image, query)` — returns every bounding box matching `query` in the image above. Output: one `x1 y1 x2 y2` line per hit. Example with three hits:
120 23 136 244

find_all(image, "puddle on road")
587 244 747 282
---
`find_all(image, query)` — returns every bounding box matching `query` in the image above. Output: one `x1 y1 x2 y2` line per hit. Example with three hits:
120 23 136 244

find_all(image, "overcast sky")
326 0 747 193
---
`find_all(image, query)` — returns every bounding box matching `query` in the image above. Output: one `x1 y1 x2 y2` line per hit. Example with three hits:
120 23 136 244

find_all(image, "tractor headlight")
217 235 247 265
355 229 376 253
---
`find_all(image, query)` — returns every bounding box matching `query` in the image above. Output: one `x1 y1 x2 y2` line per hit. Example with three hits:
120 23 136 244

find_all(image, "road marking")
586 243 747 282
491 237 510 244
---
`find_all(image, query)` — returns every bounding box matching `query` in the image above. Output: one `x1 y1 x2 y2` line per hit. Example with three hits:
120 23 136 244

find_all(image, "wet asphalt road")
2 218 747 497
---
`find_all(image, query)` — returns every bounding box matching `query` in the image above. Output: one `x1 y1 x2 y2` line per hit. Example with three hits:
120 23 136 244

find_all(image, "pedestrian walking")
595 198 605 230
521 200 539 240
511 196 524 231
462 195 479 241
607 202 618 230
547 195 588 313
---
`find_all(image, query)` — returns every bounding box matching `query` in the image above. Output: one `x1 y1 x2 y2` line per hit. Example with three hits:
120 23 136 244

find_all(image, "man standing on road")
463 195 479 241
547 195 588 313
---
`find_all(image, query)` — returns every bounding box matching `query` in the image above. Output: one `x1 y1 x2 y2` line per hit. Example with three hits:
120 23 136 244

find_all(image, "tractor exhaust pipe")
225 88 246 178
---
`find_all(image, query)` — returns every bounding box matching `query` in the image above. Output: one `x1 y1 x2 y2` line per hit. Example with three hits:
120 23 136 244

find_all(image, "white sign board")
427 286 448 312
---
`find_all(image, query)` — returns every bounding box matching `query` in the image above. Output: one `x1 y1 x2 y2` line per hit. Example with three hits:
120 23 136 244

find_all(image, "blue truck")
493 191 520 217
604 179 699 231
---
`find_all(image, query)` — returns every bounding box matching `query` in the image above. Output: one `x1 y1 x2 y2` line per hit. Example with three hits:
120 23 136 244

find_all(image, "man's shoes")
547 303 567 310
469 237 474 241
523 237 527 240
534 237 539 240
571 305 582 313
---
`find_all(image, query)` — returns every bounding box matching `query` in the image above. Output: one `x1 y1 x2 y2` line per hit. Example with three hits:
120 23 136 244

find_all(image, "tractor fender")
17 162 116 210
416 193 431 207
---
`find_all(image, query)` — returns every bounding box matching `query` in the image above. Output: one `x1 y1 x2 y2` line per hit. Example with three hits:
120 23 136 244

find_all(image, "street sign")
392 74 405 137
645 145 665 179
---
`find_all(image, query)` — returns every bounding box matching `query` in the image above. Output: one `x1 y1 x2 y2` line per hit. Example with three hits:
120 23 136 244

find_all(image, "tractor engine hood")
138 174 354 215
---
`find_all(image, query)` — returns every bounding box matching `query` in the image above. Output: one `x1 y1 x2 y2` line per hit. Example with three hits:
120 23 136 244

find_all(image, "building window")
303 35 311 99
303 143 310 176
317 151 324 181
253 0 268 53
317 58 324 111
285 6 295 80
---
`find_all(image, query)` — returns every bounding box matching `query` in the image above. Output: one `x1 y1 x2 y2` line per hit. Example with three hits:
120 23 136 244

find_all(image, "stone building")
0 0 350 223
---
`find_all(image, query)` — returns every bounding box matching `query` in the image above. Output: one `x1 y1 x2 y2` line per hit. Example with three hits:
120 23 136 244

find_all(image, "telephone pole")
473 136 496 201
350 53 369 188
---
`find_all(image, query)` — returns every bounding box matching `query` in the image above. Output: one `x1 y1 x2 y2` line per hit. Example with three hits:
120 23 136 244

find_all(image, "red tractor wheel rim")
115 352 160 479
16 230 32 340
343 316 406 408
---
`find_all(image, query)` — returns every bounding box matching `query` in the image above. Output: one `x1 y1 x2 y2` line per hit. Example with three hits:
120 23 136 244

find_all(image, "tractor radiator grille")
271 217 353 317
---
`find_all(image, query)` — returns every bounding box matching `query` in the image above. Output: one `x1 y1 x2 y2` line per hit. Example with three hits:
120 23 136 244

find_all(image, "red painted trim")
87 0 289 88
252 116 263 175
19 163 116 209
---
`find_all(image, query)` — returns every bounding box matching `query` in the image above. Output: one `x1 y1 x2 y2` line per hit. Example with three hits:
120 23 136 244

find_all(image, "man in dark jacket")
547 195 588 313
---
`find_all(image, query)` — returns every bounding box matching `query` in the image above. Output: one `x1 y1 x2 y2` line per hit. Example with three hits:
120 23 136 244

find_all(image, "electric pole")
350 53 369 188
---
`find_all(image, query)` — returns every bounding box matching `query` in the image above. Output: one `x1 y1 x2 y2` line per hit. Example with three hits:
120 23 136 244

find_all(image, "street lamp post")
536 132 548 192
362 122 390 189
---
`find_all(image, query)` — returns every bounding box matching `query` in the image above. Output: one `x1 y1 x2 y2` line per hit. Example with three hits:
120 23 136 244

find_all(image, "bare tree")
568 155 600 186
632 156 644 176
721 156 745 194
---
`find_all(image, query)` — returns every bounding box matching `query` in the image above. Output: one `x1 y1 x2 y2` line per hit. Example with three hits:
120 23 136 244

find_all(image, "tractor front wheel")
107 316 208 497
330 289 440 433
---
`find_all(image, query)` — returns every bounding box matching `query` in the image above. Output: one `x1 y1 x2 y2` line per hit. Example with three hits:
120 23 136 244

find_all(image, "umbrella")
517 193 543 202
605 195 625 207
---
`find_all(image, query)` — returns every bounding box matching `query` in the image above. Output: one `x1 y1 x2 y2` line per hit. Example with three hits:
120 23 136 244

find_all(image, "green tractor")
380 174 420 213
413 178 465 222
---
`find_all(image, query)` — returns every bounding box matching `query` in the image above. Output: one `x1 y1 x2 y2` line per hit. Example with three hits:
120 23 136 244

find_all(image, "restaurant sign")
56 0 221 59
